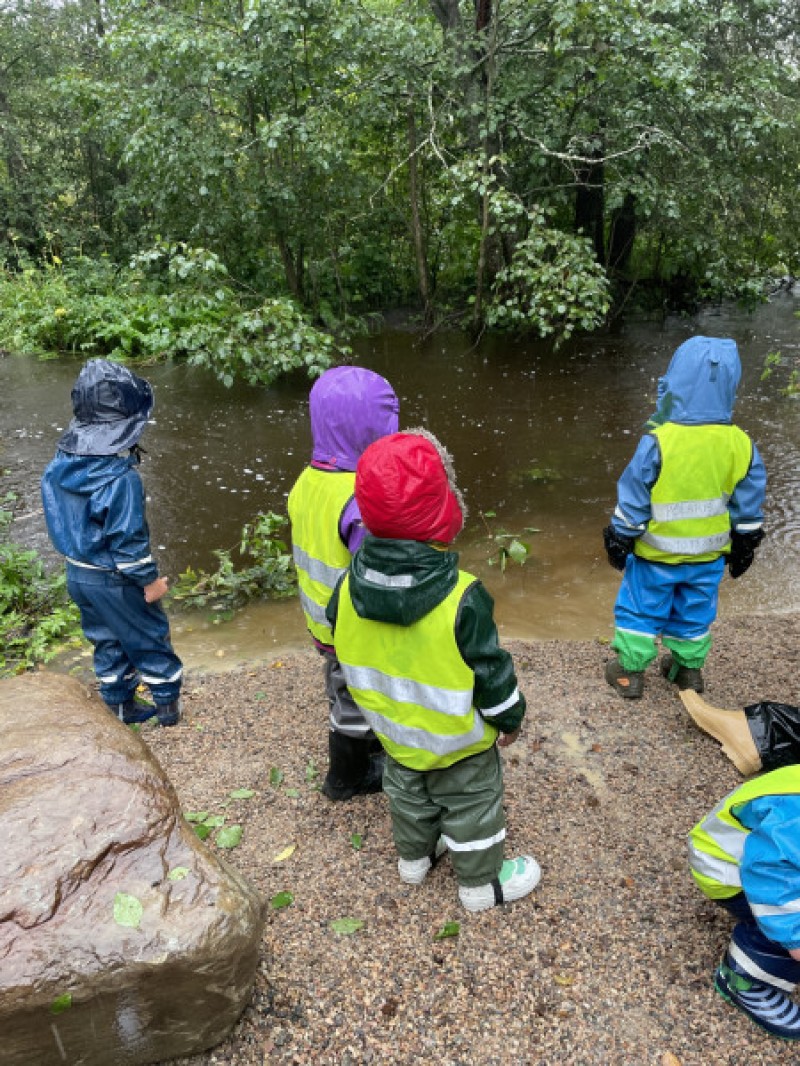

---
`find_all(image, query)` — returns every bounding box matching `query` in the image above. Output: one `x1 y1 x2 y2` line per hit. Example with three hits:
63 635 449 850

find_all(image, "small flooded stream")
3 297 799 671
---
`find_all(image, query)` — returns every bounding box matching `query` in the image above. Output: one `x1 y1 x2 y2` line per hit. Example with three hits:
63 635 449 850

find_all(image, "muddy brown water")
3 297 799 670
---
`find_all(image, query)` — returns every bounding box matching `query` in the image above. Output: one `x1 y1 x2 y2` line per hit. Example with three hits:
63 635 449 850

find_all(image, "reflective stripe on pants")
383 745 506 888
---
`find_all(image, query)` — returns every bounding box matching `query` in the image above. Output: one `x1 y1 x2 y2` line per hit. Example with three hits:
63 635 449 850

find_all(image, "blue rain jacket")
737 792 800 951
41 450 159 586
611 336 766 542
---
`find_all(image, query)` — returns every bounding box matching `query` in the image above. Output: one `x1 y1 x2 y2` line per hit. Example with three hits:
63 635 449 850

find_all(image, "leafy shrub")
0 495 82 676
0 247 343 387
170 511 296 612
486 207 612 342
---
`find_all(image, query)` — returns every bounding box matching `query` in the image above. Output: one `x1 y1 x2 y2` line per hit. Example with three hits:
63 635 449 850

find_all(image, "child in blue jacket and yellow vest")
327 429 540 912
689 766 800 1041
603 336 766 699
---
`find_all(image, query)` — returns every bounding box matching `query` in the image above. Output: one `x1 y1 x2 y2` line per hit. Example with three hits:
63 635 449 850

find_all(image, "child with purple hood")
288 366 399 800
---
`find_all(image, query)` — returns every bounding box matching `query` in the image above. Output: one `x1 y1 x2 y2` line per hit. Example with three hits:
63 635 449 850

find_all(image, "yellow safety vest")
688 766 800 899
635 423 753 564
334 570 499 771
288 467 355 644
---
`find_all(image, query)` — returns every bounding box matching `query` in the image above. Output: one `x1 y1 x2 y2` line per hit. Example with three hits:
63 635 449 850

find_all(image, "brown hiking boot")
660 655 704 693
605 659 644 699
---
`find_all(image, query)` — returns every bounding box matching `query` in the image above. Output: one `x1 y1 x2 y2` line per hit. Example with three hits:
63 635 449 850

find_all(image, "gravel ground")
140 612 800 1066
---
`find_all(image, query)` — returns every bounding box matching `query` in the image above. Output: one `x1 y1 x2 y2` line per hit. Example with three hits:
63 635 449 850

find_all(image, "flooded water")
3 296 799 670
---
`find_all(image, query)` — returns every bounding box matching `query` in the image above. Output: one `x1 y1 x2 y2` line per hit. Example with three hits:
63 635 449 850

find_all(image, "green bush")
170 511 296 613
0 496 82 677
0 247 344 387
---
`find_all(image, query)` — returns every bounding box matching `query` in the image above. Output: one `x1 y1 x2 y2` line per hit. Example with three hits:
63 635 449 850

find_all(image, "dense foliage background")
1 0 799 374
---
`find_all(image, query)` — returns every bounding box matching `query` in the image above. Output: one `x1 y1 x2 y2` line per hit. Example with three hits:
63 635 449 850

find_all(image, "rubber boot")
111 700 157 725
678 690 761 776
714 951 800 1040
605 658 644 699
660 654 704 693
321 731 384 801
155 699 181 727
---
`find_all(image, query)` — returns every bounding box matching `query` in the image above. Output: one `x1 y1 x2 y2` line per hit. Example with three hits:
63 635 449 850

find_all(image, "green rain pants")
383 745 506 888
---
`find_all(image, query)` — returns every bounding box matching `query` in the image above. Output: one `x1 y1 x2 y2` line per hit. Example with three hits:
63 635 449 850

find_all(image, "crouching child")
689 766 800 1041
327 430 541 912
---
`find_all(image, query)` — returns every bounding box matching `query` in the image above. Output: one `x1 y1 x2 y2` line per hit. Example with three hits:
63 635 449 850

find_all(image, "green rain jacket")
327 536 525 770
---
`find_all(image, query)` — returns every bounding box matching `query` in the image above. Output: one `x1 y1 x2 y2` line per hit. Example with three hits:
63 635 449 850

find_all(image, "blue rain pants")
612 554 725 672
67 562 183 709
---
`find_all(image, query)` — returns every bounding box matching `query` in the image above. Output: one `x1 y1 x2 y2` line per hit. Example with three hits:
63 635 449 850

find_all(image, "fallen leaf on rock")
113 892 143 929
662 1053 682 1066
554 974 575 986
270 891 294 910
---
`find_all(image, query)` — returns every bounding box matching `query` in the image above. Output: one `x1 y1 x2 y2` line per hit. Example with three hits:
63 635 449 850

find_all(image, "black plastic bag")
745 702 800 772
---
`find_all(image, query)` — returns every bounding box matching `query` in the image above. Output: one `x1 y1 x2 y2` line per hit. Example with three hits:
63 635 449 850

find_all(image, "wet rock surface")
0 673 265 1066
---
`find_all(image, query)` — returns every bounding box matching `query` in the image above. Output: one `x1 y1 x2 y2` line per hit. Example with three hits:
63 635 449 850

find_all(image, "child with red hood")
326 429 541 912
288 366 399 801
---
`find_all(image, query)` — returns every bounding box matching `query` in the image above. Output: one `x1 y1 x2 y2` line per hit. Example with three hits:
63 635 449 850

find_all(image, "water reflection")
2 297 799 669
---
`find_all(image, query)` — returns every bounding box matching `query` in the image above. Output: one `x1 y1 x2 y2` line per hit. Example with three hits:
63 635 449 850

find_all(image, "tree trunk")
407 101 432 325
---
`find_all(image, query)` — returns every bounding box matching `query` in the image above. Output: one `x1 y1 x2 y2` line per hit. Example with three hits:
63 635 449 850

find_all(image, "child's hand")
498 728 521 748
144 577 169 603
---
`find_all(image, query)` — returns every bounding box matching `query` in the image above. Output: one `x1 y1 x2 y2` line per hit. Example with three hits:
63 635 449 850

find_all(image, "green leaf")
350 833 363 850
193 823 212 841
113 892 143 929
167 866 189 882
285 787 300 798
506 539 530 565
270 891 294 910
184 810 209 823
305 759 319 782
216 824 243 849
203 814 226 828
269 767 284 786
434 921 460 940
50 993 73 1015
330 917 364 935
229 788 255 800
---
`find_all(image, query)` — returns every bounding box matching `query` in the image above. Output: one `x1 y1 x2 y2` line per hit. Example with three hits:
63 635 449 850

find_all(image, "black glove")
603 524 635 572
728 528 765 579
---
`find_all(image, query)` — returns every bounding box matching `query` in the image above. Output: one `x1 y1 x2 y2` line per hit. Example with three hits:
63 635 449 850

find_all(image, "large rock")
0 672 266 1066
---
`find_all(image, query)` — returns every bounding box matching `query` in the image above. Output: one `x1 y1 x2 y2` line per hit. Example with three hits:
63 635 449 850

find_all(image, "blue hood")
649 336 741 427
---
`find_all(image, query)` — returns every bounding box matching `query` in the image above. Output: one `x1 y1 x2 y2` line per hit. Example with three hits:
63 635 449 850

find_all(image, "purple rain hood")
310 366 399 471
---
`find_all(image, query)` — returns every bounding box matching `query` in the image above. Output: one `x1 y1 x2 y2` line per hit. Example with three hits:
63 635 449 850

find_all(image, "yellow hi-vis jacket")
288 467 355 644
334 570 499 771
688 766 800 900
635 423 753 565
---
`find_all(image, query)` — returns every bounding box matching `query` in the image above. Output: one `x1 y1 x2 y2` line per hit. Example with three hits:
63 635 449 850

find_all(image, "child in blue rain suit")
689 766 800 1041
41 359 182 726
603 336 766 698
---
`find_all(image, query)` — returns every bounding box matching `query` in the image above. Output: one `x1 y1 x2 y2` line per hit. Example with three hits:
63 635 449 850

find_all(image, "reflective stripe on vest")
335 570 499 771
688 766 800 900
635 423 753 564
287 467 355 643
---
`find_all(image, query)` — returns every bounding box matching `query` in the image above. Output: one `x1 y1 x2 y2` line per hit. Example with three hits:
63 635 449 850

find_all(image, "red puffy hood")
355 430 465 544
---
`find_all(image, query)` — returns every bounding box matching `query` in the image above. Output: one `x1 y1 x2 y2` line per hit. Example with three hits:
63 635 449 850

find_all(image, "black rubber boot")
111 700 157 725
321 731 385 801
605 658 644 699
660 655 704 693
155 699 181 727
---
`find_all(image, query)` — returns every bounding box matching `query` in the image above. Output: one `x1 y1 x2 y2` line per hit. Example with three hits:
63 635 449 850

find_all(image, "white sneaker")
458 855 541 912
398 838 448 885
